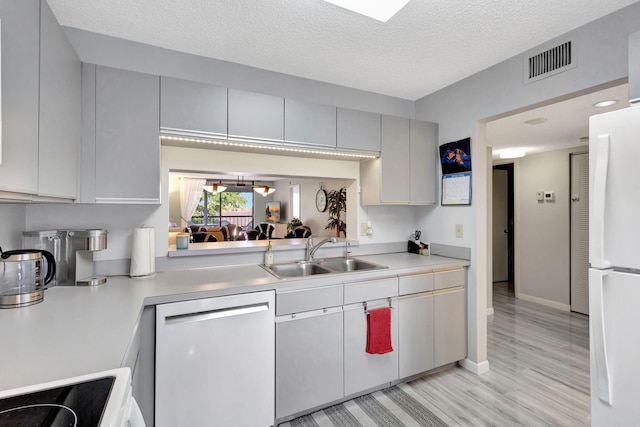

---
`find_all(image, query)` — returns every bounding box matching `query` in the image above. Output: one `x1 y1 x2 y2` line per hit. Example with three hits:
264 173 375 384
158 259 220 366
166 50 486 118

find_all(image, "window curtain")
180 178 207 227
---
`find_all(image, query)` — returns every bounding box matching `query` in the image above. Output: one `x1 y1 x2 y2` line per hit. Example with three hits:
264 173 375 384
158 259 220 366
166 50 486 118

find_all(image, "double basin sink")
263 257 387 279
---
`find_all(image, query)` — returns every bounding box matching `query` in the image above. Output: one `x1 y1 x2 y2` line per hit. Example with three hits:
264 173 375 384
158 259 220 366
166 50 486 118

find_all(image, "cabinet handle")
165 302 269 326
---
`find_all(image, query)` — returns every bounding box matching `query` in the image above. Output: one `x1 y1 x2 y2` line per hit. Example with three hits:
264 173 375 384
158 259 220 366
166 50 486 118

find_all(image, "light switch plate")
360 222 367 236
455 224 463 238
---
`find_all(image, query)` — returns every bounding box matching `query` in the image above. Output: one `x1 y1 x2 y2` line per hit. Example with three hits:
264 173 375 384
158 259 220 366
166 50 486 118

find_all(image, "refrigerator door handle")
591 134 610 268
590 268 612 405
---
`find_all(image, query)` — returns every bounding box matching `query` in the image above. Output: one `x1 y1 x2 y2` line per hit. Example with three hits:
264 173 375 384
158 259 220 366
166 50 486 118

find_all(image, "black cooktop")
0 376 114 427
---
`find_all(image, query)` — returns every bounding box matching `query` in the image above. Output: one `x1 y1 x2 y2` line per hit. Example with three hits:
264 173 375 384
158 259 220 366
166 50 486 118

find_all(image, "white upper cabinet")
0 0 40 198
410 120 437 204
160 77 227 138
0 0 80 202
361 116 437 205
37 0 81 200
284 99 336 148
228 89 284 142
89 65 160 203
380 115 411 203
336 107 381 152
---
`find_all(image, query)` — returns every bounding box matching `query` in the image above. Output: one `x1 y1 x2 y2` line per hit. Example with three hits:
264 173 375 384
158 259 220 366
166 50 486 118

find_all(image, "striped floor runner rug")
279 384 448 427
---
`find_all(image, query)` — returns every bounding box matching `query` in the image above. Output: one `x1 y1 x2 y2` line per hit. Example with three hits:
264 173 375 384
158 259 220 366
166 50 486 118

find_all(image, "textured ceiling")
47 0 639 100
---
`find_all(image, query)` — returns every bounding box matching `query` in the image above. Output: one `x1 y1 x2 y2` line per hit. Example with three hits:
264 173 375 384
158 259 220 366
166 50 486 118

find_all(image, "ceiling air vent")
524 40 576 84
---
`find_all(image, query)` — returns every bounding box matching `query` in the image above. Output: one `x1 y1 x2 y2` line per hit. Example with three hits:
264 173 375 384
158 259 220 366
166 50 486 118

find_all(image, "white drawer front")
344 277 398 304
399 273 434 295
276 284 343 315
434 269 466 290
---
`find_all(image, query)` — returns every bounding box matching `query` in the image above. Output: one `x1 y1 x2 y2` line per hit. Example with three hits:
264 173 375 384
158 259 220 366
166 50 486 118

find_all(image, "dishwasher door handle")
164 302 269 326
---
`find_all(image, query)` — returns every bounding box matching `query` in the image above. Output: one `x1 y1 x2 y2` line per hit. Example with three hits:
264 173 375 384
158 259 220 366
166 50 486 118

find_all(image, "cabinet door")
276 309 343 419
228 89 284 142
434 288 467 366
409 120 437 204
398 293 434 378
160 77 227 137
38 0 81 199
381 115 410 203
343 299 398 396
95 66 160 203
284 99 336 148
0 0 40 196
336 107 380 151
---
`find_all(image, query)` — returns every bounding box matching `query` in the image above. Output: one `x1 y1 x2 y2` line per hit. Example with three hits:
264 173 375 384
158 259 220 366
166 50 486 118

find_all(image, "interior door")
492 169 509 282
571 152 590 314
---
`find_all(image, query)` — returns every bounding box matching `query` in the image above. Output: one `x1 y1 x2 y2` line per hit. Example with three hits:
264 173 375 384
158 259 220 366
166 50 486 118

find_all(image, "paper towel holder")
130 226 156 278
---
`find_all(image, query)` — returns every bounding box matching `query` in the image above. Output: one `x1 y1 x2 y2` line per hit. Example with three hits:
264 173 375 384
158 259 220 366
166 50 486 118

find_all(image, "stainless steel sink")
316 257 385 272
266 262 332 278
262 257 386 279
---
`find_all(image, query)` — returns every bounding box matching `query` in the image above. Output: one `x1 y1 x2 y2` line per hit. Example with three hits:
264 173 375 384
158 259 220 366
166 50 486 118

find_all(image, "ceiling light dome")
499 149 526 159
593 100 618 108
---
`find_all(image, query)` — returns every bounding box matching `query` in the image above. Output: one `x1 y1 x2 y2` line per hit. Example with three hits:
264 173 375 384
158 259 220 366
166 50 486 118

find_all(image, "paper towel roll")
130 227 155 277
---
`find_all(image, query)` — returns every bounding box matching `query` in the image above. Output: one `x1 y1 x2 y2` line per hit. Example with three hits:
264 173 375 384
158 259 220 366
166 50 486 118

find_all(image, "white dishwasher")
155 291 275 427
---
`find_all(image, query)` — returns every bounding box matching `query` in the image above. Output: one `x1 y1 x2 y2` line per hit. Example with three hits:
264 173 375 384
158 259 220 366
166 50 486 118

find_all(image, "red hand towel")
366 307 393 354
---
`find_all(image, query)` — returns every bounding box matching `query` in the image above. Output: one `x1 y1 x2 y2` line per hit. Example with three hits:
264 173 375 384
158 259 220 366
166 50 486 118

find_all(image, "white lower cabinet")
343 276 399 398
155 291 275 427
276 308 344 419
434 287 467 366
343 298 399 397
272 268 466 420
398 292 435 378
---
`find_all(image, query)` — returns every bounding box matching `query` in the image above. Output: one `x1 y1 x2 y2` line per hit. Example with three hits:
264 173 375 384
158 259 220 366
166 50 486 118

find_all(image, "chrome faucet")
305 236 338 261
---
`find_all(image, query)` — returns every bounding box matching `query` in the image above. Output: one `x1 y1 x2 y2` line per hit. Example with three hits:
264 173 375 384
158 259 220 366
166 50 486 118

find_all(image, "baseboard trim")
486 307 494 316
517 293 571 312
459 358 490 375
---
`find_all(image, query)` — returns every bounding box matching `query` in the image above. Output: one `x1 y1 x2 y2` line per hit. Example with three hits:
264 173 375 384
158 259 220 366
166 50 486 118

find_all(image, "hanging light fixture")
235 176 249 188
203 181 227 194
253 185 276 197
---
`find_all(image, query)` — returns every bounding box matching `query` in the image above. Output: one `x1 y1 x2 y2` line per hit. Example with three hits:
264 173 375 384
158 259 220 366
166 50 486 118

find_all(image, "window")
191 186 254 228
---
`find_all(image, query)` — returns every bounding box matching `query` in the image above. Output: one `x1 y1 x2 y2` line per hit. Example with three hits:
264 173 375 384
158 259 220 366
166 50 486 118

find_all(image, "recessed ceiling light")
323 0 412 22
593 100 618 108
499 149 526 159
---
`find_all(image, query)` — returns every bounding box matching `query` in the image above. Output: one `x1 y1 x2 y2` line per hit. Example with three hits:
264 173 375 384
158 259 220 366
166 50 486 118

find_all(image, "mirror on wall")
168 171 355 248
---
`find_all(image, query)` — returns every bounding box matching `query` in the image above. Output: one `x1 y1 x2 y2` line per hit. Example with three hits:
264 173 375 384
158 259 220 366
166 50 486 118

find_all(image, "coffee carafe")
0 247 56 308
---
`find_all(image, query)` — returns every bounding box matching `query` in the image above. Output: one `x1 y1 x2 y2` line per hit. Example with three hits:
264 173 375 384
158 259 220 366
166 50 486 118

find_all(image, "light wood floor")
406 282 591 426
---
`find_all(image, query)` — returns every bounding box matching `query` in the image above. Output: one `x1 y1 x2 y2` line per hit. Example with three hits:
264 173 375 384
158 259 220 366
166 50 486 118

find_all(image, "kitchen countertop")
0 252 468 391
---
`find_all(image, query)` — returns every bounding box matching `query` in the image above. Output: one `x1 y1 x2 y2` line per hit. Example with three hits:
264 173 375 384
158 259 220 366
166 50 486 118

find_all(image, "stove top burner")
0 377 114 427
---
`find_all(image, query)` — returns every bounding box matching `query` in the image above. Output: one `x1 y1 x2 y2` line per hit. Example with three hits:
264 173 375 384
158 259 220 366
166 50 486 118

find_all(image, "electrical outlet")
455 224 463 238
360 222 368 236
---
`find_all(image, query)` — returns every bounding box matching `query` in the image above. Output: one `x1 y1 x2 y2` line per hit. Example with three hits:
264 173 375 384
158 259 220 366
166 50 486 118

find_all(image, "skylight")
323 0 412 22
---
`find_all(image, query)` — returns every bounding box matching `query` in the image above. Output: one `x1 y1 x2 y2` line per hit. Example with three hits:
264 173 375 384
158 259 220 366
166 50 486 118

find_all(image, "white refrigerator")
589 105 640 426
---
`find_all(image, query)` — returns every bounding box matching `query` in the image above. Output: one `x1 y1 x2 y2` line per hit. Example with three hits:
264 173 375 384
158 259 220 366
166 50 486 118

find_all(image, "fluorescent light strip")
323 0 411 22
160 135 378 159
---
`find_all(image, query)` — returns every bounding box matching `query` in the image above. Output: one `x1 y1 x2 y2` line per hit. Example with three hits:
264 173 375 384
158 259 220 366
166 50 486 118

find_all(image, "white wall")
0 205 26 251
414 2 640 373
514 147 587 311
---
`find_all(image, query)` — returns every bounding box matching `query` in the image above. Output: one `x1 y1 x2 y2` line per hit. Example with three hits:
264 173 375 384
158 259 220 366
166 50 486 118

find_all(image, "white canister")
130 227 156 277
176 233 190 250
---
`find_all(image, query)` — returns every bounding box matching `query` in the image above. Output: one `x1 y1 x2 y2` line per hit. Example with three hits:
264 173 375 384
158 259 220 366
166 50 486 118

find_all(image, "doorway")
492 164 514 290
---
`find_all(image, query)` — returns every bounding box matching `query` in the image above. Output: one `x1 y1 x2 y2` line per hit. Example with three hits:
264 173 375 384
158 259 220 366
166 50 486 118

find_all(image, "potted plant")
325 187 346 238
286 217 303 232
